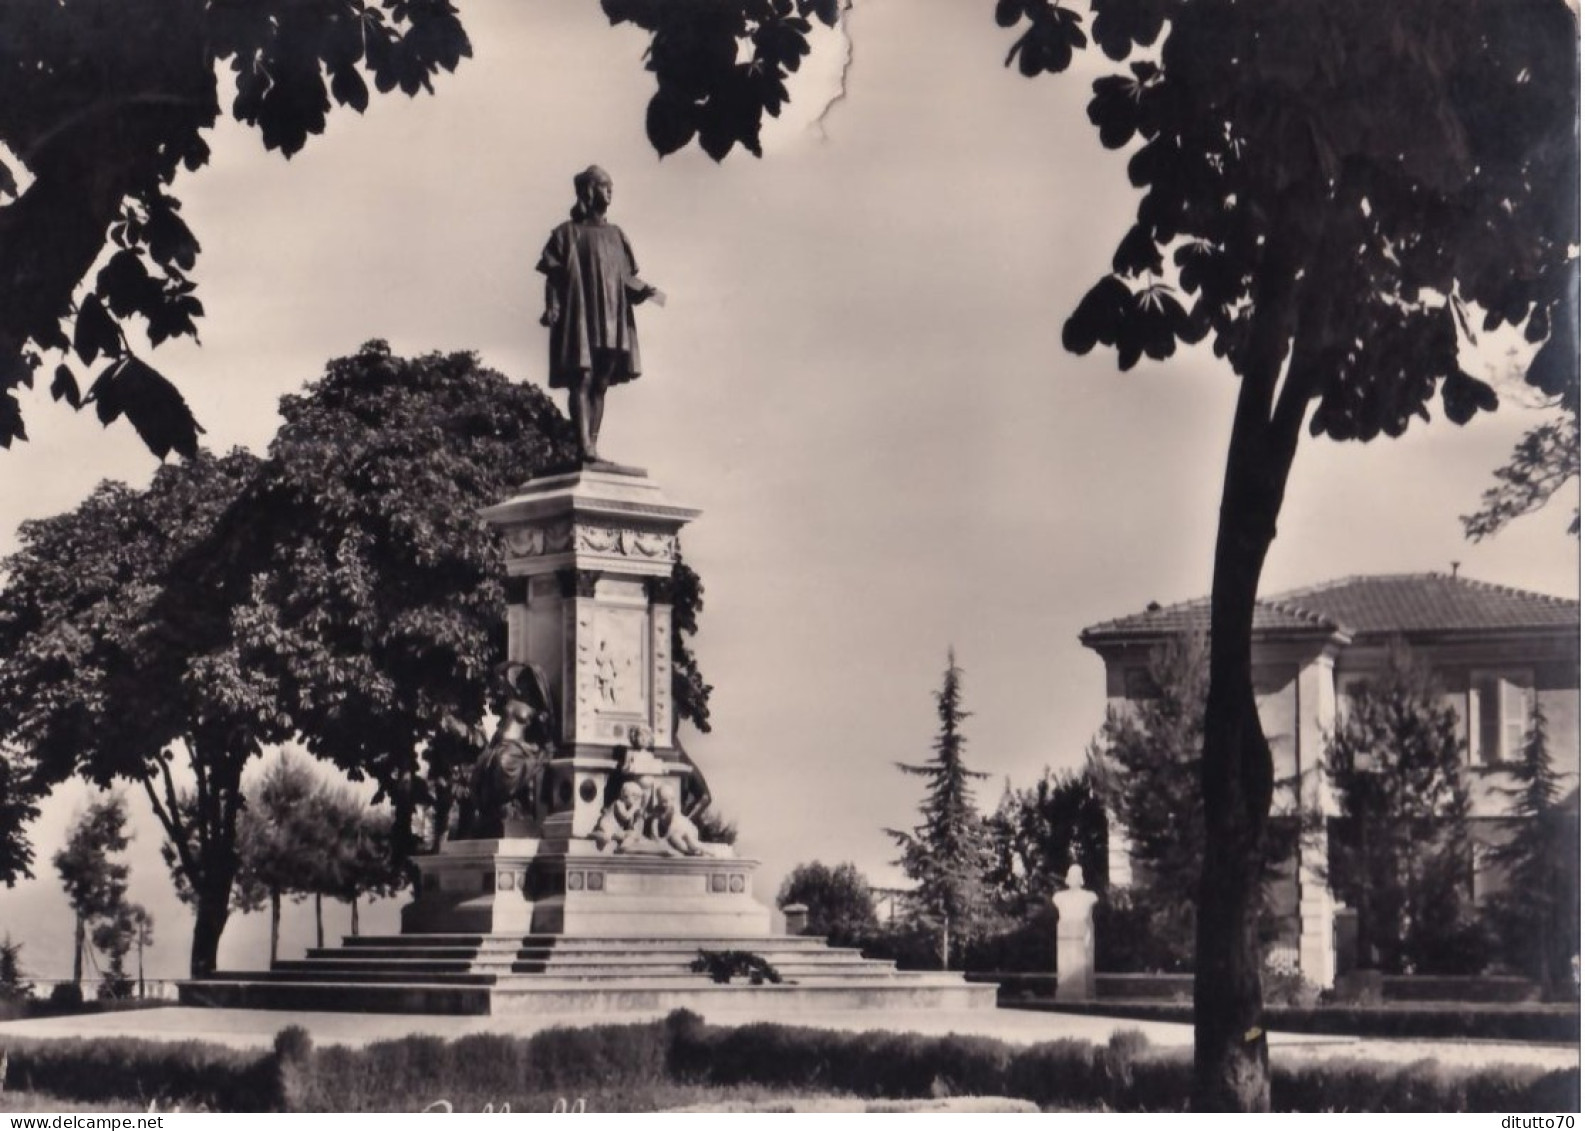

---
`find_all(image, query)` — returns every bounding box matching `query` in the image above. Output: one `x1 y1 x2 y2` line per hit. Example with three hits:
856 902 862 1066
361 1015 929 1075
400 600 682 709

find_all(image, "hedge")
998 998 1581 1043
1 1010 1576 1112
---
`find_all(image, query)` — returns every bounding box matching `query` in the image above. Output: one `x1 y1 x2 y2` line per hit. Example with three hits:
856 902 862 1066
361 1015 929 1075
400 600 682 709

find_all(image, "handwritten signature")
422 1097 587 1113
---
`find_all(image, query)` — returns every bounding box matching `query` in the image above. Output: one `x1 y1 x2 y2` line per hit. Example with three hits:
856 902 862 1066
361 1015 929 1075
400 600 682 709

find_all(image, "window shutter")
1502 676 1534 760
1473 674 1500 766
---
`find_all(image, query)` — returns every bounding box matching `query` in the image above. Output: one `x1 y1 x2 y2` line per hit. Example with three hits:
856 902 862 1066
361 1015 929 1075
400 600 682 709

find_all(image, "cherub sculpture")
647 783 706 857
592 779 648 853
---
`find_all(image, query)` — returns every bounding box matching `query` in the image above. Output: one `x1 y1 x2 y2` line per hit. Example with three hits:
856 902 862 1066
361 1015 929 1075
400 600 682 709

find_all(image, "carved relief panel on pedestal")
573 601 650 745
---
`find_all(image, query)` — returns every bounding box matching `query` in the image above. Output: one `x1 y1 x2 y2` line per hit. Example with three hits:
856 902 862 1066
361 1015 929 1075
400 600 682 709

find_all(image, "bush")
690 950 782 985
847 922 945 971
1273 1059 1580 1114
95 976 134 1002
963 913 1053 974
1096 890 1192 973
1263 959 1322 1008
46 983 83 1010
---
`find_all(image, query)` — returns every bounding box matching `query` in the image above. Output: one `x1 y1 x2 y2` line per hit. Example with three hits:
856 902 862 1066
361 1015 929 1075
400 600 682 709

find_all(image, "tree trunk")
136 938 145 1000
189 880 232 978
940 917 950 971
314 893 324 949
350 897 361 938
72 915 85 987
1189 206 1319 1113
269 890 281 967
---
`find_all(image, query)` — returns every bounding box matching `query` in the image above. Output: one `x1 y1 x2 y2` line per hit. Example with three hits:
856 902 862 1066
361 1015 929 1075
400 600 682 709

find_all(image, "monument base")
400 838 771 937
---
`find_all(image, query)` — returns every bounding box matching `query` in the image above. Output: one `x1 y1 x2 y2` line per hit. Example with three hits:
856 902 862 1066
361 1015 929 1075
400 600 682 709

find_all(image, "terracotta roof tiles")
1081 573 1578 644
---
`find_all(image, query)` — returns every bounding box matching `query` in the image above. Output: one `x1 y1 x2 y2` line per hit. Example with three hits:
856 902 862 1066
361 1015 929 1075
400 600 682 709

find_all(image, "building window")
1468 669 1535 766
1123 666 1158 700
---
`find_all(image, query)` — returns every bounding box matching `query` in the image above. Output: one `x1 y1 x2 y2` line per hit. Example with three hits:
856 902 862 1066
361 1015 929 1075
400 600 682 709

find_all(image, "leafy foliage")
885 649 994 969
52 797 132 987
1483 705 1580 986
0 448 286 975
0 750 44 886
1324 649 1483 975
691 805 737 846
231 755 398 961
775 860 879 944
1085 636 1207 965
0 0 471 452
1464 403 1581 541
689 949 783 986
217 344 572 864
603 0 844 161
986 766 1108 912
90 903 152 1000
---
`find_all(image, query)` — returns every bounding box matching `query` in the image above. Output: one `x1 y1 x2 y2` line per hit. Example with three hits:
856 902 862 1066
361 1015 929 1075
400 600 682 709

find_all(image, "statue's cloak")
537 218 645 389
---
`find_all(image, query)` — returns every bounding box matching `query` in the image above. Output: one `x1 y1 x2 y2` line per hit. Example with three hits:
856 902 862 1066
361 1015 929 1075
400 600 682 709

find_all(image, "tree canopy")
0 0 470 455
775 860 880 945
0 449 283 975
986 766 1108 912
52 796 132 987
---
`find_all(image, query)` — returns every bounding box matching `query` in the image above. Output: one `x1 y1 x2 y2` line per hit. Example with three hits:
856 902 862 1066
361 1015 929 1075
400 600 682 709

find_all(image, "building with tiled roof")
1080 572 1580 988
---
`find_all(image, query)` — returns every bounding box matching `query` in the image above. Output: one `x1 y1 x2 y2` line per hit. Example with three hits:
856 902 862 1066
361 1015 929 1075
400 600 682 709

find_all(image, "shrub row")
999 998 1581 1043
661 1011 1579 1113
0 1035 281 1110
2 1010 1577 1112
279 1018 675 1112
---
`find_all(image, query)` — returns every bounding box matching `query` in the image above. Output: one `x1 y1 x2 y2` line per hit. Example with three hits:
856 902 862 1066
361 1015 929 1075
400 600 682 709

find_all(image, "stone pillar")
1295 653 1339 988
782 903 810 935
1297 826 1337 988
1051 865 1099 1001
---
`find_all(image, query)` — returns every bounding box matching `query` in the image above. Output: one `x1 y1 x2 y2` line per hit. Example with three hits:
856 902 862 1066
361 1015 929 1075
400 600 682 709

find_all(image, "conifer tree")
1324 649 1479 974
0 934 28 1001
886 649 992 969
1486 704 1578 986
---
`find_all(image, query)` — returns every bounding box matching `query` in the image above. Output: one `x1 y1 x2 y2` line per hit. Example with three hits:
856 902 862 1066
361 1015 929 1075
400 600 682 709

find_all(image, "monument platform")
178 933 996 1015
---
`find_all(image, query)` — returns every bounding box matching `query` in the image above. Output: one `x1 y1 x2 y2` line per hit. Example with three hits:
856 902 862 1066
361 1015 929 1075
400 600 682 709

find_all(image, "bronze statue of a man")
537 166 662 464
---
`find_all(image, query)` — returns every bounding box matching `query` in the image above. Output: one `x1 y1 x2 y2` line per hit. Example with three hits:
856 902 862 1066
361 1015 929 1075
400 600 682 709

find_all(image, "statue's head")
1064 863 1086 890
652 782 679 815
618 780 645 807
574 165 613 215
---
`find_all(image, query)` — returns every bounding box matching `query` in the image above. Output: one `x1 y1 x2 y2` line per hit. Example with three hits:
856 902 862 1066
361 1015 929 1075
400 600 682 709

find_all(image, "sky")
0 0 1576 982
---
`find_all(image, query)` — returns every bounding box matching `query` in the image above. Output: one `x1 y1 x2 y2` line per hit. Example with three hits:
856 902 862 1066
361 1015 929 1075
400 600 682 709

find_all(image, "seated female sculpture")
463 664 556 838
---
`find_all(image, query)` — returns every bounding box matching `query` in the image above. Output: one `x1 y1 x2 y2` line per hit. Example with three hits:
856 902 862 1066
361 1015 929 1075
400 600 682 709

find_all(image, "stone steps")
180 932 998 1015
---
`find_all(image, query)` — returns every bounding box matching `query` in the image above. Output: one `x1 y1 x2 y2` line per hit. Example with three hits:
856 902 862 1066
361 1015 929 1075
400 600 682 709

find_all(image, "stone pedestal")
402 837 770 937
405 465 771 939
